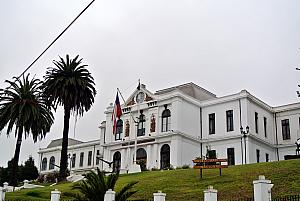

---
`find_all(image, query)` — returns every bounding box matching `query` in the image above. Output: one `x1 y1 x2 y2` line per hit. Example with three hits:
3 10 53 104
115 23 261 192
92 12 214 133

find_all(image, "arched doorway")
160 144 170 169
113 151 121 173
136 148 147 171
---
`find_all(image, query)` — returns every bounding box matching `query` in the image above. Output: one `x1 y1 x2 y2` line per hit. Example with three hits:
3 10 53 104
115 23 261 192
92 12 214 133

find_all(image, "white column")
253 175 273 201
104 189 116 201
147 145 152 169
153 190 166 201
153 143 158 169
51 189 61 201
204 186 217 201
0 187 5 201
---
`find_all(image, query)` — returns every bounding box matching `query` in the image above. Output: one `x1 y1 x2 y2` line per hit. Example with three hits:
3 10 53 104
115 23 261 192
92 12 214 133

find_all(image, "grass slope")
6 159 300 200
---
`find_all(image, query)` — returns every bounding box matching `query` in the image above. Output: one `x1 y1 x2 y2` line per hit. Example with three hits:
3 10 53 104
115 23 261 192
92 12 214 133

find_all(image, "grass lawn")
6 159 300 200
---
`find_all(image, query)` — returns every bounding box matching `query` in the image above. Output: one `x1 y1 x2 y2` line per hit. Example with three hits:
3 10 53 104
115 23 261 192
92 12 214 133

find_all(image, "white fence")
0 175 274 201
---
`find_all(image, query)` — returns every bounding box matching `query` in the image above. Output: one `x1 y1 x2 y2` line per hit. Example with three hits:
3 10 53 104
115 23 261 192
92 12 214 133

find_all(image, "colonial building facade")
38 82 300 174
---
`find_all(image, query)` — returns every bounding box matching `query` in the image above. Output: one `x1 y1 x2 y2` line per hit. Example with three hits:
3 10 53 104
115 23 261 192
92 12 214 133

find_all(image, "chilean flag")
112 92 122 134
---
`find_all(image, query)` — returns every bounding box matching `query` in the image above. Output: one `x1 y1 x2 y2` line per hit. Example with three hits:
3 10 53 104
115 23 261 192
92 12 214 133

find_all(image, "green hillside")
6 159 300 200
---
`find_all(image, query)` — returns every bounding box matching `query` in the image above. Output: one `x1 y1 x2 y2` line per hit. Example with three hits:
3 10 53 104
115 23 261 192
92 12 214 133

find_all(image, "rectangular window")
72 153 76 168
281 119 290 140
227 148 235 166
266 153 269 162
88 151 92 166
226 110 234 132
96 150 100 165
162 116 171 132
79 152 84 167
255 112 258 133
256 149 260 163
207 150 216 159
209 113 215 134
264 117 267 138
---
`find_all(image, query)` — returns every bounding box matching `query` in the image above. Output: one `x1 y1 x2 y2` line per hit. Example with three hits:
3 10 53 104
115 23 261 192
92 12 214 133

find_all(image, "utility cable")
15 0 95 81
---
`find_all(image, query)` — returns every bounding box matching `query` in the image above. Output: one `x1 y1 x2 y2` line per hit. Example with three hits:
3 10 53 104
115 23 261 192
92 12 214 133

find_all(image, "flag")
112 92 122 134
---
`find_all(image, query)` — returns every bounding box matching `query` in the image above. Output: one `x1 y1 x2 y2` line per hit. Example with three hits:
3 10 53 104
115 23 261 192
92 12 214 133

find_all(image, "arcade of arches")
112 144 171 172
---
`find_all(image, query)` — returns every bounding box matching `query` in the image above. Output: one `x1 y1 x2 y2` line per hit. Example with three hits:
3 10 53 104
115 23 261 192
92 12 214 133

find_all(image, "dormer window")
162 105 171 132
115 119 123 140
137 111 145 136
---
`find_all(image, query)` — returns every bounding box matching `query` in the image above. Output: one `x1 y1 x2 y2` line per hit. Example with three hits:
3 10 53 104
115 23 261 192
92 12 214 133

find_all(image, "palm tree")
43 55 96 180
73 168 138 201
0 75 54 186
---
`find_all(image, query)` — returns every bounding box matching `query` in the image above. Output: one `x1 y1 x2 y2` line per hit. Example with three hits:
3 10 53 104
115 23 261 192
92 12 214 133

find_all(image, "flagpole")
134 79 141 164
117 88 137 124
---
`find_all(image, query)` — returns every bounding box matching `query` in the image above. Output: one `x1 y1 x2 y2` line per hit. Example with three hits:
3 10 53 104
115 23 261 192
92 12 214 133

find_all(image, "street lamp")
240 126 249 164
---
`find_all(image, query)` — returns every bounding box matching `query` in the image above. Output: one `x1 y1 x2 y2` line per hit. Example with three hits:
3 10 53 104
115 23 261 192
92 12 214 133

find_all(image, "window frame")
264 117 267 138
115 119 123 141
72 153 76 168
255 112 258 134
79 152 84 167
281 119 291 140
49 156 55 170
161 106 171 132
88 151 92 166
226 110 234 132
137 113 146 136
209 113 215 134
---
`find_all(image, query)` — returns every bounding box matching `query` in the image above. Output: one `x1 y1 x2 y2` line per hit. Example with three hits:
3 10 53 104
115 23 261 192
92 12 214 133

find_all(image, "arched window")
162 105 171 132
113 151 121 173
136 148 147 171
160 144 170 169
49 156 55 170
42 157 47 171
137 111 145 136
115 119 123 140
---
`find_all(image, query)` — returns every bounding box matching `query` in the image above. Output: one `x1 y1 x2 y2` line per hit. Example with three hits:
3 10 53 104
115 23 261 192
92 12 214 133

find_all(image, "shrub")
26 191 41 197
151 167 160 171
182 164 190 169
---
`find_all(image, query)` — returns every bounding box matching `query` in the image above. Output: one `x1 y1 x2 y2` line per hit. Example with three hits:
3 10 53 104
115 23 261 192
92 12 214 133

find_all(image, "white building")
38 82 300 174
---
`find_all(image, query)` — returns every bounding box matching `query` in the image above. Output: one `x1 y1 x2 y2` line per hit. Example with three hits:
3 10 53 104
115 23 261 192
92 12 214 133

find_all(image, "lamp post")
240 126 249 164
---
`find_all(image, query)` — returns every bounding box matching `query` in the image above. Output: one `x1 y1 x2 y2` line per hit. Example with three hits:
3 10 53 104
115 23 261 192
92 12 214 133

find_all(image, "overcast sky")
0 0 300 167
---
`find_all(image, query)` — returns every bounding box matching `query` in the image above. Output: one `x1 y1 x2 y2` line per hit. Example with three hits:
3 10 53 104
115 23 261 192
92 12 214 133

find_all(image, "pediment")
124 85 156 106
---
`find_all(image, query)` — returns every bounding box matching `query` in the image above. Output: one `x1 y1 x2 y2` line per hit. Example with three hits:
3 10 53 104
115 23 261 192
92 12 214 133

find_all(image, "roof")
47 138 84 148
155 82 217 101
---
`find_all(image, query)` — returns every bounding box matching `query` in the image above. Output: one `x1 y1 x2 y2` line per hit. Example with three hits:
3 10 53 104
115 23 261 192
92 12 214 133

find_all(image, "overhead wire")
13 0 95 82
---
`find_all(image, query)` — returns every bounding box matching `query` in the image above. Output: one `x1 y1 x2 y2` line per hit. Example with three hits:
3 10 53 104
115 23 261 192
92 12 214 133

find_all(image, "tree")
20 156 39 181
43 55 96 180
0 75 54 186
73 168 138 201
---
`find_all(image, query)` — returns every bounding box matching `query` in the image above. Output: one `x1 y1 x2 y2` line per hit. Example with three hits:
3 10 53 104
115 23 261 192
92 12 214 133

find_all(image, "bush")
182 164 190 169
137 159 147 171
151 167 160 171
26 191 42 197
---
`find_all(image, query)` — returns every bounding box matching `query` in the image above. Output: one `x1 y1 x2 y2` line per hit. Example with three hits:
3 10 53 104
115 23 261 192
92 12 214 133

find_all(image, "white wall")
202 99 241 139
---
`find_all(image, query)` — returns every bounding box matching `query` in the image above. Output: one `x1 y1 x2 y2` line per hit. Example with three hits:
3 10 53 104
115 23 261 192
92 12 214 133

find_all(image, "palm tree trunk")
59 105 71 181
10 126 23 187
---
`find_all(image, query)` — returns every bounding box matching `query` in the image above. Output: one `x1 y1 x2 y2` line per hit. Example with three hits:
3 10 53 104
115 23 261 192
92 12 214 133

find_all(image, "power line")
15 0 95 81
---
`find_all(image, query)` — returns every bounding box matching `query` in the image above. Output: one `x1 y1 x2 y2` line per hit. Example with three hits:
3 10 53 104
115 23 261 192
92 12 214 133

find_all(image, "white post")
3 183 8 190
104 189 115 201
0 187 5 201
153 190 166 201
204 186 217 201
23 180 29 189
51 189 61 201
253 175 274 201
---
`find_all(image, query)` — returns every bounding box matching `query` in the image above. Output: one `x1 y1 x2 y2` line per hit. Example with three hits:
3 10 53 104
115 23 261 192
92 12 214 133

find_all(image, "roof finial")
137 79 141 90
